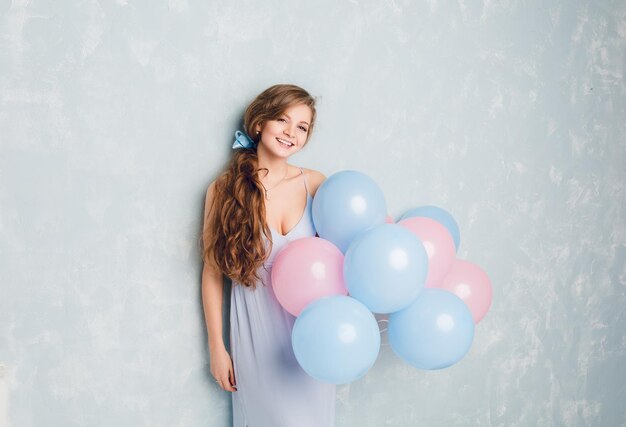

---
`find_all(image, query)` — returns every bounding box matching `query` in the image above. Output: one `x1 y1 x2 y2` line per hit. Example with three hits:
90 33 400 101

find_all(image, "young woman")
201 84 336 426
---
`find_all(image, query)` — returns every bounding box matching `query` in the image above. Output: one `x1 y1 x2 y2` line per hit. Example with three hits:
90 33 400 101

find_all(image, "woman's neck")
256 145 290 183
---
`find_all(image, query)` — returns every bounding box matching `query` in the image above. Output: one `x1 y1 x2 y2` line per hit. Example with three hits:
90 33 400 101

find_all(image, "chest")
264 178 309 236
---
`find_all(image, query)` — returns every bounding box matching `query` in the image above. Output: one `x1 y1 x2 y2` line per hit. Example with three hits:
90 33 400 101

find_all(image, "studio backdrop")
1 0 624 426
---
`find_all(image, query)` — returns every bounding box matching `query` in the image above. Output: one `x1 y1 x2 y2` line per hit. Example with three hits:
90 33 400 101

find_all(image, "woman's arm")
201 181 237 392
202 259 225 353
201 181 225 351
307 169 327 198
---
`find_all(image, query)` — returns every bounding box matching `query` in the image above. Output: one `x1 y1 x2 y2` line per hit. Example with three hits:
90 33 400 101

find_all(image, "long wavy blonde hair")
202 84 317 288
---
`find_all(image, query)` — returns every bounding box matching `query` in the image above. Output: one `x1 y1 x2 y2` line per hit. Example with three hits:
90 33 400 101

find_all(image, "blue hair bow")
232 130 257 150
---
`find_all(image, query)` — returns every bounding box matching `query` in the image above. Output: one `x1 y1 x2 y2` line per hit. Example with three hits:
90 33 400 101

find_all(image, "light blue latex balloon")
344 224 428 313
388 289 474 370
292 295 381 384
399 205 460 252
312 170 387 253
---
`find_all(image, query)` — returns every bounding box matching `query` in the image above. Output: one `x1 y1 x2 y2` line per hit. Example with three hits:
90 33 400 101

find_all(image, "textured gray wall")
1 0 625 426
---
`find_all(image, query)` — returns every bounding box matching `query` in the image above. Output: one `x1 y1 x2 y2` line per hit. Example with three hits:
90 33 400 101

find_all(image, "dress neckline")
267 167 310 238
270 193 312 238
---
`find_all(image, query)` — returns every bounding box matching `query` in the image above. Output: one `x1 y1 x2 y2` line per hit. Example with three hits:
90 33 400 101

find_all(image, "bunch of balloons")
271 170 492 384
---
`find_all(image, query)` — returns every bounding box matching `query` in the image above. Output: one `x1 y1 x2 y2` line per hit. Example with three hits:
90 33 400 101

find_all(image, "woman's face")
255 103 312 157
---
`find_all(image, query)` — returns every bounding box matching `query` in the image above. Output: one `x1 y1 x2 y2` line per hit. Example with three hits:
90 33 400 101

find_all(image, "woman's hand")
210 345 237 392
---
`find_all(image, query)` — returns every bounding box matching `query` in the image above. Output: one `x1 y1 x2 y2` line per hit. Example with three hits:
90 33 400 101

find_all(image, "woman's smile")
276 137 294 148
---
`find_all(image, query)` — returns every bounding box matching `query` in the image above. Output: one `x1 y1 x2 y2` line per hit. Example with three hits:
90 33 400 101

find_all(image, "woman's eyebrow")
283 113 309 126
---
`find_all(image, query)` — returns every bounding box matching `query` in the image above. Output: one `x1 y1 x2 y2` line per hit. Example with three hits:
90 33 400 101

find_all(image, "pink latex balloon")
397 217 455 288
271 237 348 316
438 259 492 324
385 214 394 224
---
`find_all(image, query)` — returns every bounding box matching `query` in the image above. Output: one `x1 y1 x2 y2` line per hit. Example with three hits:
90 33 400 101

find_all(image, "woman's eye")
299 126 308 132
278 118 286 122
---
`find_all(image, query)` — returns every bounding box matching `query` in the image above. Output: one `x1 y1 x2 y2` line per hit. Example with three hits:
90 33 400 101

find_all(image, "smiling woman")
201 84 334 427
255 104 312 154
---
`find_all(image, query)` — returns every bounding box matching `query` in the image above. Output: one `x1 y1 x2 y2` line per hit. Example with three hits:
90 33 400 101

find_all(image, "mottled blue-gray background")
1 0 625 426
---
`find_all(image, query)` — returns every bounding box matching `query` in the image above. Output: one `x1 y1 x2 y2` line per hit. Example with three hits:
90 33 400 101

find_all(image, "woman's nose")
283 126 294 137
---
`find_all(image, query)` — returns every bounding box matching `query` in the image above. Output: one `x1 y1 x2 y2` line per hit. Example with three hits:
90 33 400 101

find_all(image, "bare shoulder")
302 167 327 197
205 180 217 202
204 179 218 220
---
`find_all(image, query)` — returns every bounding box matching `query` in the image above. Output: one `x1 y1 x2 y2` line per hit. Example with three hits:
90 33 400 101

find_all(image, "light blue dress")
229 168 336 427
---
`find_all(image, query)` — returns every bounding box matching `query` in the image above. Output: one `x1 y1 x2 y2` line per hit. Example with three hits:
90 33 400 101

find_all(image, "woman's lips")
276 137 294 148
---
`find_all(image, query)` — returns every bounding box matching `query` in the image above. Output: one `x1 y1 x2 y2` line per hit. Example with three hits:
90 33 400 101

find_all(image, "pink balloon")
385 214 394 224
271 237 348 316
397 217 455 288
438 259 492 324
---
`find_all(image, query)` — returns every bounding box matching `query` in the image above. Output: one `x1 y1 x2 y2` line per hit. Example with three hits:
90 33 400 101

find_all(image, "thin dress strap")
299 167 309 196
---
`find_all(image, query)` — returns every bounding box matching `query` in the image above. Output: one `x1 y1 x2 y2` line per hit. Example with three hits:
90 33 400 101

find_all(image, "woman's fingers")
229 366 237 386
215 373 237 392
210 351 237 392
220 375 236 392
222 367 237 392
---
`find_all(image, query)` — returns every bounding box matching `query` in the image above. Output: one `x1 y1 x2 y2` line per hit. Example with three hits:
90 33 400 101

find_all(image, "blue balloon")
399 205 460 252
312 170 387 253
344 224 428 313
292 295 381 384
388 289 474 370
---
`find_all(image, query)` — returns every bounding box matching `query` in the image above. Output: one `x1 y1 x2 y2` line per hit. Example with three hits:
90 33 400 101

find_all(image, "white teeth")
277 138 294 147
